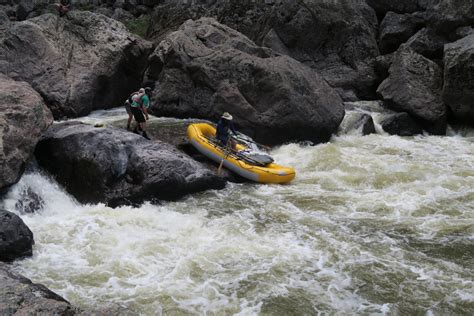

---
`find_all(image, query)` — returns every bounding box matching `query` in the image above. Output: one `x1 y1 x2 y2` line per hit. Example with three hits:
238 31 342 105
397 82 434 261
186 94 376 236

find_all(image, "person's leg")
141 121 150 140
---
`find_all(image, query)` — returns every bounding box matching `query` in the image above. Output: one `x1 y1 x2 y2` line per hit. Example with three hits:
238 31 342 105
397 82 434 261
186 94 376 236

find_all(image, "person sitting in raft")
216 112 238 149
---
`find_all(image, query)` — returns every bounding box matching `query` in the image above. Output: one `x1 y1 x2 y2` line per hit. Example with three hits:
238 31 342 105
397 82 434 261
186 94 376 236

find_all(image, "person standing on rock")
124 91 139 130
131 87 152 140
54 0 70 17
216 112 238 149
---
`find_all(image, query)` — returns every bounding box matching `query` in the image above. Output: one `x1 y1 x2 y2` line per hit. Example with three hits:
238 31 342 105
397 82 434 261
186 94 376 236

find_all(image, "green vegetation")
125 15 150 39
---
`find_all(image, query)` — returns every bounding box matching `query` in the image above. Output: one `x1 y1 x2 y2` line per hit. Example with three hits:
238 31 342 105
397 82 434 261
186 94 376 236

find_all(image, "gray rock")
380 112 423 136
146 18 344 145
378 12 424 54
15 0 35 21
0 210 34 262
443 34 474 126
424 0 474 34
35 122 226 207
0 262 76 314
406 27 447 60
0 11 153 119
454 26 474 40
377 45 446 134
14 188 44 214
0 75 53 191
148 0 380 99
338 112 376 136
375 53 395 81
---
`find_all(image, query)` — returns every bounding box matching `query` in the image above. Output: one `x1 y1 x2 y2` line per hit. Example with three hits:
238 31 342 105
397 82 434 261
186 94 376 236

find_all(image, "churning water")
2 119 473 314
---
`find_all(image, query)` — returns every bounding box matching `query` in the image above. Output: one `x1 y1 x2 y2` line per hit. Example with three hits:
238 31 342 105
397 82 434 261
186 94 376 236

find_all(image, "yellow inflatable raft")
187 123 295 184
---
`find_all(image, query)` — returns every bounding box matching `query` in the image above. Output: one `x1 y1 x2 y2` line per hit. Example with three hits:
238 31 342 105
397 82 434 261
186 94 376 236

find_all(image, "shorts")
124 101 132 115
131 106 145 123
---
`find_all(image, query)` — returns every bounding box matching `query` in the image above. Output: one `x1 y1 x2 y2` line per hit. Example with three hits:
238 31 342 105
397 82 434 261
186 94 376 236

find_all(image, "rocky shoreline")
1 0 473 312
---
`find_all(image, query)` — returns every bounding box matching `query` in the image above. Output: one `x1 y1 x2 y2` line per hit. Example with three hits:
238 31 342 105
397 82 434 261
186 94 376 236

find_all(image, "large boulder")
378 12 424 54
0 210 34 262
0 262 76 314
0 75 52 191
380 112 423 136
148 0 380 99
35 122 226 207
405 27 447 60
146 18 344 145
377 46 446 134
443 34 474 125
0 11 153 119
424 0 474 35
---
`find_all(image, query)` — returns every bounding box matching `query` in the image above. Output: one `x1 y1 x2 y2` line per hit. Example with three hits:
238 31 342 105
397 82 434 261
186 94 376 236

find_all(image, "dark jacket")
216 118 237 144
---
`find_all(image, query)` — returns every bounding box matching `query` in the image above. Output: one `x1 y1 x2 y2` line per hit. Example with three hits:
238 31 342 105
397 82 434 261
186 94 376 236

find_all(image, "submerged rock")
0 11 152 119
146 18 344 146
0 210 34 262
35 122 226 207
380 112 423 136
377 45 446 134
0 262 76 314
443 34 474 126
0 75 53 192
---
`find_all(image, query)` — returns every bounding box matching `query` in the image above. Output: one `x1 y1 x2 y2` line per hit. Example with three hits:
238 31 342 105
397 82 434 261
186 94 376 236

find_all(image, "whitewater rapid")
1 125 473 314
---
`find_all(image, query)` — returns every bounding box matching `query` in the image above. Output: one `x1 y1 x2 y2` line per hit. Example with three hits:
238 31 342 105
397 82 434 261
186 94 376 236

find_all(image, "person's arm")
142 96 150 120
230 121 238 135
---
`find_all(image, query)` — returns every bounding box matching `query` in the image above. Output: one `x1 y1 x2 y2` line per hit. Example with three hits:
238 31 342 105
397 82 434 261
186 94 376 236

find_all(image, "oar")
217 142 231 175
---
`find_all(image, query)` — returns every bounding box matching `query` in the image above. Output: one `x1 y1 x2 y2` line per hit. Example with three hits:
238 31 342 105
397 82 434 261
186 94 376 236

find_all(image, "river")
1 110 473 315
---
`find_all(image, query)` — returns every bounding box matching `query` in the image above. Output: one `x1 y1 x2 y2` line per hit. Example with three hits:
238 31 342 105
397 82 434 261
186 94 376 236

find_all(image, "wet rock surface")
35 121 226 207
443 34 474 125
377 46 446 134
380 112 423 136
147 18 344 146
0 75 53 191
0 210 34 262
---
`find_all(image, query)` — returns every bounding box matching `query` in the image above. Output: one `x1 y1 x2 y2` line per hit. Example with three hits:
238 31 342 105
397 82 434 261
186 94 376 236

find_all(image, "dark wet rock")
0 210 34 262
0 11 153 119
378 12 424 54
0 75 53 191
14 188 44 214
148 0 380 99
375 53 395 81
380 112 423 136
338 112 376 136
35 122 226 207
0 262 76 314
366 0 420 17
146 18 344 146
454 26 474 40
406 27 447 60
424 0 474 35
377 46 446 134
443 34 474 126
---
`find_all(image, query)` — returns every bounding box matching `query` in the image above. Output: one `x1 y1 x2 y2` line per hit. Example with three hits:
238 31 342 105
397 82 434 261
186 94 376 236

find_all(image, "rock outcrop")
0 75 52 192
0 262 76 315
0 210 34 262
377 46 446 134
0 11 152 119
406 27 447 60
443 34 474 125
146 18 344 145
378 12 424 54
35 122 226 207
148 0 380 99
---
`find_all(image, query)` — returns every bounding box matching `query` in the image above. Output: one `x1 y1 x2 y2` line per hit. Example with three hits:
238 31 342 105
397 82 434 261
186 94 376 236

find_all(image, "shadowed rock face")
146 18 344 146
0 262 76 314
443 34 474 125
377 45 446 134
0 210 34 262
35 122 226 207
0 11 153 119
0 75 52 191
148 0 380 99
